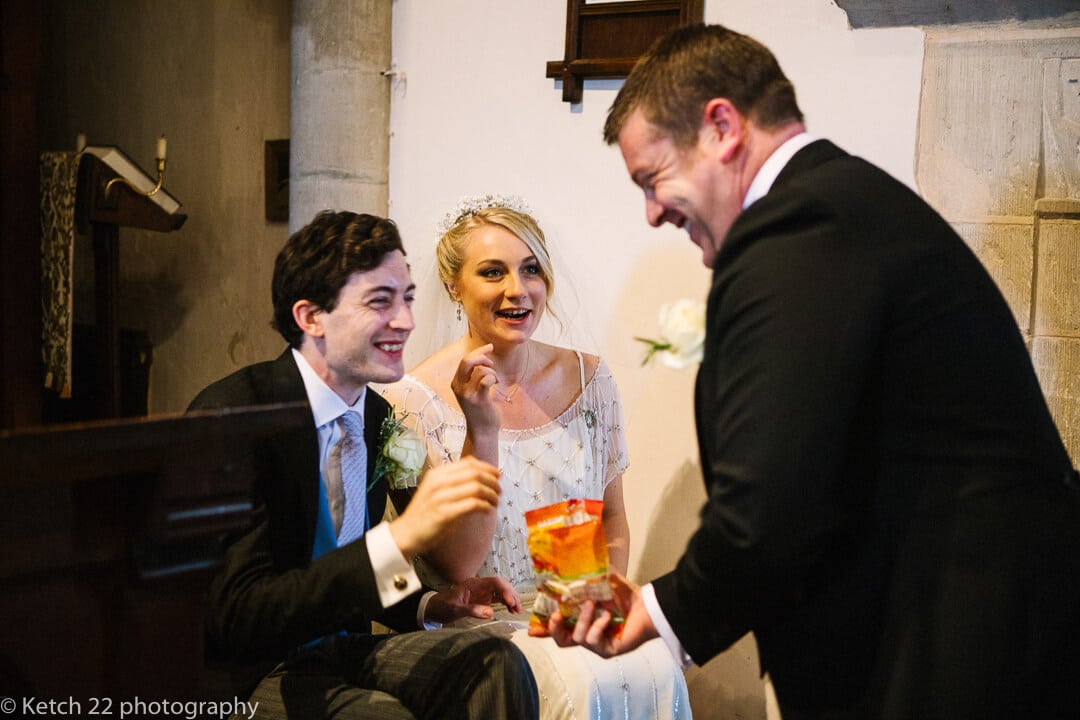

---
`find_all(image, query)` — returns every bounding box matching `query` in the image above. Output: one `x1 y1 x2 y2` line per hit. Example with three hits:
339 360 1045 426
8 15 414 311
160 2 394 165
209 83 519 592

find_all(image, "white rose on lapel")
372 410 427 491
635 298 706 369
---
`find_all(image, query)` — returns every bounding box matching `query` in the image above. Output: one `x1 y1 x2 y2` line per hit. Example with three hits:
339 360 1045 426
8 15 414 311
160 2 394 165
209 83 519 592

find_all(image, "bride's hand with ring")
452 343 501 463
452 343 499 429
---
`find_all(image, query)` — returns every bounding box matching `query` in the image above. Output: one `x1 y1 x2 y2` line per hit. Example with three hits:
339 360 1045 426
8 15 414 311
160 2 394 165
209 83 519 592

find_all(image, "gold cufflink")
393 575 408 591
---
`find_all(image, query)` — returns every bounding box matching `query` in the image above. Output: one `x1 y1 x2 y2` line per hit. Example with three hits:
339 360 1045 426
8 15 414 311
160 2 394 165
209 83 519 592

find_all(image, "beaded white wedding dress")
383 355 691 720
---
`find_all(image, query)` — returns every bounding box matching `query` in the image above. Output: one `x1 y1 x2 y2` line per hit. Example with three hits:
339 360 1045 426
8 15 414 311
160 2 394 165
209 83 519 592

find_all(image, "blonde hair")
437 205 557 320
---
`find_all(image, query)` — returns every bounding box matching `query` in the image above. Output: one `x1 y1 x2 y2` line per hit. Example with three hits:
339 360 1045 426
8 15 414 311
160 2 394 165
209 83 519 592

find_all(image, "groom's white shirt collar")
743 131 817 210
292 348 366 428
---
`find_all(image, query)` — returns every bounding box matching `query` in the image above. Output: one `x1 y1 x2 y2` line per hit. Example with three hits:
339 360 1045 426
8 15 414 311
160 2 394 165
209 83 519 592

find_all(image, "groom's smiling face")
618 108 740 269
313 250 416 396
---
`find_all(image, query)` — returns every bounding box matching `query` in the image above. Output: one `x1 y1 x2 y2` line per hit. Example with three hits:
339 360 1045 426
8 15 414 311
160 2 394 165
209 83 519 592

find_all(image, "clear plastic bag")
525 498 624 637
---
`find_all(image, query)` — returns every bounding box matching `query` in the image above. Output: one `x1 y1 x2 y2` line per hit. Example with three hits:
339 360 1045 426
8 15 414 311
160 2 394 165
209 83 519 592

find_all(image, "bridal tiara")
436 193 532 235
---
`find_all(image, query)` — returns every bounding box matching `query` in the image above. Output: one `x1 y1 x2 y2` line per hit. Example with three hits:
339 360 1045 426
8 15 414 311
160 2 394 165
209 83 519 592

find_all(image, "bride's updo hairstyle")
436 196 557 320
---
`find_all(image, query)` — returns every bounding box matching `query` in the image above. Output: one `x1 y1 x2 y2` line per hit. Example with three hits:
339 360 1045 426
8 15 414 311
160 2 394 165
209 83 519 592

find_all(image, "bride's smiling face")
451 224 548 347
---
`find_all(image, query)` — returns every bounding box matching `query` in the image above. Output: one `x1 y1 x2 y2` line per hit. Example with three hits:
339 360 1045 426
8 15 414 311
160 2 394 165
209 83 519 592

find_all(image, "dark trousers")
241 629 538 720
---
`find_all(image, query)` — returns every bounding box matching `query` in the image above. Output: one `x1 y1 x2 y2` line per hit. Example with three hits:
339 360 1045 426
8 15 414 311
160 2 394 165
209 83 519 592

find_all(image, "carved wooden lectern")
0 402 309 702
74 148 186 419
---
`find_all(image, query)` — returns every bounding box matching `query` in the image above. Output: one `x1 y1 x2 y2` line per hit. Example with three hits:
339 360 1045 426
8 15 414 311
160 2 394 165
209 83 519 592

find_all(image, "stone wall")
39 0 293 413
917 31 1080 462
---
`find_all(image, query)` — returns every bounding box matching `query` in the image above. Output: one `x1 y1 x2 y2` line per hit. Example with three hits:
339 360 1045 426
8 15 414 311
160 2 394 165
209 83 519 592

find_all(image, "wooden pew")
0 403 308 703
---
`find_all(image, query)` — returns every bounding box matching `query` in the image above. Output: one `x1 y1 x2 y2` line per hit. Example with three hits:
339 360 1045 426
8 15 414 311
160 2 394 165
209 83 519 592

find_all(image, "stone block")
1033 216 1080 337
1031 336 1080 465
918 39 1043 219
917 35 1080 221
953 221 1033 332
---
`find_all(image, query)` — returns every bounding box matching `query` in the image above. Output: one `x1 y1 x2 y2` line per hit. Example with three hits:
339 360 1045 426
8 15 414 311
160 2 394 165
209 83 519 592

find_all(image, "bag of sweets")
525 498 624 637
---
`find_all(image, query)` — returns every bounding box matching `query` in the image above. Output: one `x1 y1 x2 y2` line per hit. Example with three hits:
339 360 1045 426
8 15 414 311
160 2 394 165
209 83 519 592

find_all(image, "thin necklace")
494 345 531 403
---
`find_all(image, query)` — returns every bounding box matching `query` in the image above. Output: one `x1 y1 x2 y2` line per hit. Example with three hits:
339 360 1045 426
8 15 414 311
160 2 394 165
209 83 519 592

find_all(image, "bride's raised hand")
451 343 500 434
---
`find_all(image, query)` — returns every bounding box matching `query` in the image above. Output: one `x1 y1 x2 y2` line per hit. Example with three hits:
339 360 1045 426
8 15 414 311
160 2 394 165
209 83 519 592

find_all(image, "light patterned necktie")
337 410 367 545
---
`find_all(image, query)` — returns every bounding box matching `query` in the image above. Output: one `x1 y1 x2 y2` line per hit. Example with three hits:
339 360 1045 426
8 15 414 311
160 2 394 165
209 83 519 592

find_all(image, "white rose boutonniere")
634 298 706 369
371 409 427 491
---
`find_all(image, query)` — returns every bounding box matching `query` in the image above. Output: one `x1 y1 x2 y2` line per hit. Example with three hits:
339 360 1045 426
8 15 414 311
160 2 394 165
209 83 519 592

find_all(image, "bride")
381 195 691 720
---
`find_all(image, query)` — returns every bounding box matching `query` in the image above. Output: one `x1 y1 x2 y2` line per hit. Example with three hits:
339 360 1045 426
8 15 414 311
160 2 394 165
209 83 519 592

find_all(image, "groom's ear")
293 299 324 338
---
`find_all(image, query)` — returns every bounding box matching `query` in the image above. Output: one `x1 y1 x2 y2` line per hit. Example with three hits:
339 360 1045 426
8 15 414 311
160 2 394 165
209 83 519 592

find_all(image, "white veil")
402 249 464 371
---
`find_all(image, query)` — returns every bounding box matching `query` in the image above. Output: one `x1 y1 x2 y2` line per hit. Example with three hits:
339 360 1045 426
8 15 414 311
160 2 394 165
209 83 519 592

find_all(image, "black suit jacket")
651 141 1079 716
189 349 423 686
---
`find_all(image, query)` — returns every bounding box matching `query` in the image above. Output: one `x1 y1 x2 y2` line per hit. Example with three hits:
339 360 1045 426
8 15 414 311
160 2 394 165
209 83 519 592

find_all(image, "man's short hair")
603 23 803 148
271 210 405 348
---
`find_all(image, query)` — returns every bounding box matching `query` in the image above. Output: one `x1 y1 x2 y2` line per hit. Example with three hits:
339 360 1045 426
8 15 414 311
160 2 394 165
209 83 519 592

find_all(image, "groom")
550 23 1080 720
190 210 538 719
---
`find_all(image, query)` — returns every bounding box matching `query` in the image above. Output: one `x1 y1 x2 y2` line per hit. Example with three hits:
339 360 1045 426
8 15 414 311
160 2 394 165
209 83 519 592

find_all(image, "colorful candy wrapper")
525 498 624 636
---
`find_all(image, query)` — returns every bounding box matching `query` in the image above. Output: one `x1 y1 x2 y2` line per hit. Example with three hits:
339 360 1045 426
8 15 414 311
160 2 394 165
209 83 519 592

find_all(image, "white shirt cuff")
642 582 694 669
365 522 422 609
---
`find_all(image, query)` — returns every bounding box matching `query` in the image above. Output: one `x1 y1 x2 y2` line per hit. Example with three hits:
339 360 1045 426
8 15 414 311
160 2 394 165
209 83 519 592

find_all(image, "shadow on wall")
686 634 770 720
121 267 190 347
609 235 771 716
634 458 770 720
634 458 705 582
71 225 198 346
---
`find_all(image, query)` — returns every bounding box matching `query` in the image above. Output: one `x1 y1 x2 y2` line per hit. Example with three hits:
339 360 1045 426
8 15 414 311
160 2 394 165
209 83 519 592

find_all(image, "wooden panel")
0 0 43 429
547 0 704 104
0 403 310 700
75 154 187 234
578 4 684 59
264 138 289 223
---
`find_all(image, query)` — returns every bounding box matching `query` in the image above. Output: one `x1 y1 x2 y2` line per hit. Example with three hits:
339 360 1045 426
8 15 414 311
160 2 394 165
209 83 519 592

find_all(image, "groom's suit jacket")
189 349 422 688
652 140 1080 717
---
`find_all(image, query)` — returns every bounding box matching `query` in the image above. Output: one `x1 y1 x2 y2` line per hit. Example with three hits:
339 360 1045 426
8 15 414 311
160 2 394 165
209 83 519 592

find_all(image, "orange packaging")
525 498 624 637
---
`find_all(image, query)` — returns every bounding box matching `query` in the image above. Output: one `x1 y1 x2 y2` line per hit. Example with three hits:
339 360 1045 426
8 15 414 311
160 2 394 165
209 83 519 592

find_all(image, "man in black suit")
550 24 1080 720
189 210 538 719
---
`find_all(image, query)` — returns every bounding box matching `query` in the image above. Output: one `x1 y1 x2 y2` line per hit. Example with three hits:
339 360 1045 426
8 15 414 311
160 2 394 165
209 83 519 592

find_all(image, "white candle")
76 133 86 152
156 135 167 160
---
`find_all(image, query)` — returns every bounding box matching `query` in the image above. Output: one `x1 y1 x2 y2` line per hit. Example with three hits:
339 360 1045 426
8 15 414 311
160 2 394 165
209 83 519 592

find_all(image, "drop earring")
456 302 462 322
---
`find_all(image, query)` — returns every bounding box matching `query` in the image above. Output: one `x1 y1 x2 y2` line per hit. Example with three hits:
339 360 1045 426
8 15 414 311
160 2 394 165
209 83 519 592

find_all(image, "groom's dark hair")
271 210 405 348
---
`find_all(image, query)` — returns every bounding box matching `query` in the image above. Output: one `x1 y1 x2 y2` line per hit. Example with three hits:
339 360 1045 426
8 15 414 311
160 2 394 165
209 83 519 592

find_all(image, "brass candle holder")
105 135 167 199
105 157 165 199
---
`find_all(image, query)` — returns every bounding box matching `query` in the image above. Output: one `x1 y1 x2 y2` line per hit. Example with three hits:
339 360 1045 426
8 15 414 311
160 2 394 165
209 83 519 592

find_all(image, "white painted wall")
389 0 924 593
